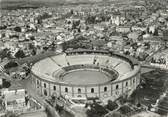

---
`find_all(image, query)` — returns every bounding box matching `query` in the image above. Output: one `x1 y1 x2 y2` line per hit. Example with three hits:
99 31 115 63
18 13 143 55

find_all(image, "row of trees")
85 14 111 24
86 100 128 117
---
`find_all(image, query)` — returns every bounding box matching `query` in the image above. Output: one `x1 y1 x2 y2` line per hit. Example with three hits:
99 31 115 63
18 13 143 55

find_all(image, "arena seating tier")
66 55 95 65
50 53 68 67
32 54 134 80
33 58 61 75
114 62 132 75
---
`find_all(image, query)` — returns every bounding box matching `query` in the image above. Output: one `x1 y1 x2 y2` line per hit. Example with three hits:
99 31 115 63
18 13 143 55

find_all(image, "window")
91 88 94 93
37 80 39 85
44 83 46 88
104 87 107 92
116 85 119 89
53 86 56 91
126 82 128 86
78 88 81 93
133 79 135 83
77 95 82 97
44 89 47 96
65 88 68 93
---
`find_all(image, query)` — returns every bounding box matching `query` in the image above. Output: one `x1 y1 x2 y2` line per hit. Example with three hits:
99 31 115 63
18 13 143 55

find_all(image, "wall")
99 84 111 98
73 86 86 98
86 86 99 98
32 72 140 102
30 51 141 105
60 85 73 98
50 83 60 97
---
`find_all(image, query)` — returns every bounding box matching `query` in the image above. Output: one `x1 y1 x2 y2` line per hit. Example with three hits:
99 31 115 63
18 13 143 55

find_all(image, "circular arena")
31 50 141 102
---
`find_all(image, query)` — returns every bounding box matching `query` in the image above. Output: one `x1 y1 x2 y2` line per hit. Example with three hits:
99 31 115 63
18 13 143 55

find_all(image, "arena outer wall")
30 50 141 102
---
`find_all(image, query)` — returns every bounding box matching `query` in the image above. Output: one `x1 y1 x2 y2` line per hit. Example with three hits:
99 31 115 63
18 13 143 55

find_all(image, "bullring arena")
30 50 141 103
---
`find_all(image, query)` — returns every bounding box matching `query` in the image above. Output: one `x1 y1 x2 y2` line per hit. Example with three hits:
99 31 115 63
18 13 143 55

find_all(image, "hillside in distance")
0 0 135 9
1 0 108 4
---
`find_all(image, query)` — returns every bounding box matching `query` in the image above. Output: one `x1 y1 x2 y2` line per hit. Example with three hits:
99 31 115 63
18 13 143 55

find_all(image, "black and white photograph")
0 0 168 117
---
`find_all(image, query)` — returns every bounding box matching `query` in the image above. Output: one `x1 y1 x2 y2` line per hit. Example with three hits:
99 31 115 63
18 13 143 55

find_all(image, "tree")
4 61 18 69
86 103 108 117
30 36 35 41
0 48 11 60
50 42 56 51
106 111 125 117
14 26 21 32
153 28 159 36
118 105 132 115
0 25 7 30
43 46 49 51
106 100 118 111
28 43 35 50
2 79 11 88
15 49 25 58
138 52 149 61
70 9 74 15
62 42 67 52
5 112 17 117
85 15 96 24
31 49 37 56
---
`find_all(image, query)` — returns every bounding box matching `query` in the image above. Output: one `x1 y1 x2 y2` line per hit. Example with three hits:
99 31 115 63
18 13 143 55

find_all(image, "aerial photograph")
0 0 168 117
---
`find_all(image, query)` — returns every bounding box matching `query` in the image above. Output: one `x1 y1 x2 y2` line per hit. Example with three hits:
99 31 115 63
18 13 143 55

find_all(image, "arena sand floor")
61 70 112 85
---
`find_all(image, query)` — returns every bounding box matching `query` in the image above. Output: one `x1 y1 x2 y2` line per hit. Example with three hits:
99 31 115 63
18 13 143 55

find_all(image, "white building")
166 54 168 68
2 88 27 112
0 78 2 87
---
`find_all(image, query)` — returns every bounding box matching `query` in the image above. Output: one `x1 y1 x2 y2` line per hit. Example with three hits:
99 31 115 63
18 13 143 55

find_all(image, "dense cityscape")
0 0 168 117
